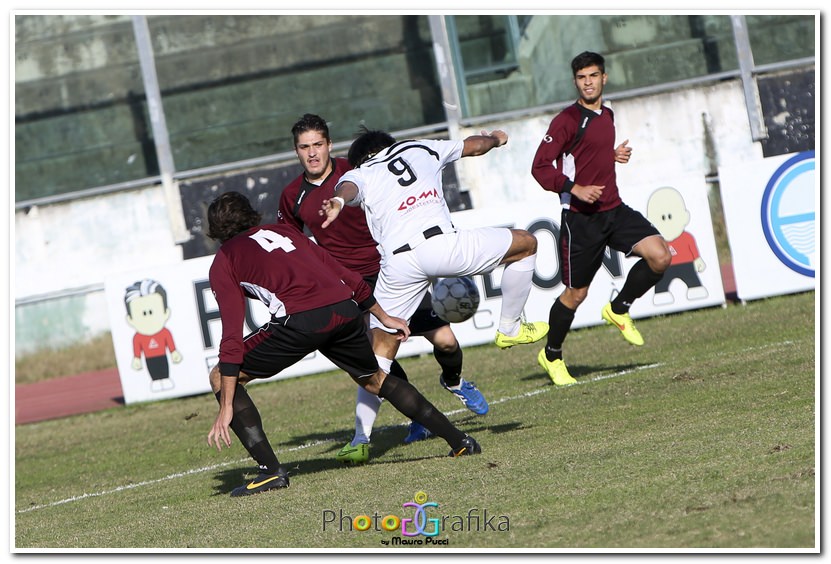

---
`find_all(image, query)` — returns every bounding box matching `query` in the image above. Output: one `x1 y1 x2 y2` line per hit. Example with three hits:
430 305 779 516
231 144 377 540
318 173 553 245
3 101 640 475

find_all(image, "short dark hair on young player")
348 126 396 168
206 191 263 242
291 113 330 146
571 51 605 77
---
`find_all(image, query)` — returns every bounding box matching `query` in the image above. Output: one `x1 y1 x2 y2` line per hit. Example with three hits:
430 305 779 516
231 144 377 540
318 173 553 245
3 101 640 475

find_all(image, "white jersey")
338 138 462 256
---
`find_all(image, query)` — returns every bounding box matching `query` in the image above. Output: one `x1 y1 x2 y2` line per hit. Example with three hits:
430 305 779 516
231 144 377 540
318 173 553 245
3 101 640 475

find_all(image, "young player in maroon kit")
206 191 480 496
278 114 488 465
531 51 671 386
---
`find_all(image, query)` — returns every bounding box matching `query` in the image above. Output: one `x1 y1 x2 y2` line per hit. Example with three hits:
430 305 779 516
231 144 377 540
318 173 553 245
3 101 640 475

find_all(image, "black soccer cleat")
230 467 290 497
448 435 482 457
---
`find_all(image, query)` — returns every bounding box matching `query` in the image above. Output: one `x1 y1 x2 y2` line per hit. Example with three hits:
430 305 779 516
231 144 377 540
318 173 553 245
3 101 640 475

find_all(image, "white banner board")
718 151 816 301
106 178 724 404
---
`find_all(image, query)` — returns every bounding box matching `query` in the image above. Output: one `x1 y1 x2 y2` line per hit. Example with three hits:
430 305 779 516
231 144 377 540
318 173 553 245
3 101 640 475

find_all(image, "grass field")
14 291 816 551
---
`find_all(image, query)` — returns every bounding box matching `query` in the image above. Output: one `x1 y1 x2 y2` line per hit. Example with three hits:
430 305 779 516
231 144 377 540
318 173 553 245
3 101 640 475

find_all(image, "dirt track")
15 368 123 425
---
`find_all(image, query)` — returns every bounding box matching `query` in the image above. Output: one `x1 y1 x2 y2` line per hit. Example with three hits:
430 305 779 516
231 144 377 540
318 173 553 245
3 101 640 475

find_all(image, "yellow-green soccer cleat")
601 302 644 346
336 442 369 465
494 320 550 349
537 349 577 386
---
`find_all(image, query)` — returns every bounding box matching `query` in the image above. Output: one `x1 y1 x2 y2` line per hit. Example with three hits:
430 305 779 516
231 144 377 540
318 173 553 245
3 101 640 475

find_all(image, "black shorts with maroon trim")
240 299 378 381
363 274 449 335
559 203 660 289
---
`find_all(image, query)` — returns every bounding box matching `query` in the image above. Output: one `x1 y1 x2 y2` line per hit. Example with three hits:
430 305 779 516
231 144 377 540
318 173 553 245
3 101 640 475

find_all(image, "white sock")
443 377 465 390
498 254 536 335
352 386 383 446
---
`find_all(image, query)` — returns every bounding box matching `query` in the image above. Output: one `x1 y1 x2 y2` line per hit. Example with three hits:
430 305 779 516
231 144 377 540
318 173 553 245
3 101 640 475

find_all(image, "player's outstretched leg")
433 341 489 415
374 373 480 457
603 251 669 346
494 233 549 348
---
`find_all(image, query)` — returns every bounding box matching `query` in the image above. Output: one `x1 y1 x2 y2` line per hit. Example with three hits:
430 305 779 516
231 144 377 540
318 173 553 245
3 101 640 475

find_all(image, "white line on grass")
17 358 717 515
16 439 335 514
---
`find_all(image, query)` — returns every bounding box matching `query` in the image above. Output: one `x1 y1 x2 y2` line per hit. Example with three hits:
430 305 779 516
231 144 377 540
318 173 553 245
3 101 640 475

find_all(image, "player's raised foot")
448 435 482 457
440 377 489 415
601 303 644 346
230 467 289 497
494 320 550 349
336 442 369 465
403 420 433 444
537 349 577 386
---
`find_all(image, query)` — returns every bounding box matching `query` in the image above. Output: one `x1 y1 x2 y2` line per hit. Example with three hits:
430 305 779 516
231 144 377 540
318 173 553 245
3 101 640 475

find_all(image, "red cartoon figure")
124 279 183 392
646 187 708 305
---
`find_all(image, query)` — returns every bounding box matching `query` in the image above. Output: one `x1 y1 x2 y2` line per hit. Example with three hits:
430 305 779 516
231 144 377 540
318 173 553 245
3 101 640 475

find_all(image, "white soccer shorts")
369 226 512 331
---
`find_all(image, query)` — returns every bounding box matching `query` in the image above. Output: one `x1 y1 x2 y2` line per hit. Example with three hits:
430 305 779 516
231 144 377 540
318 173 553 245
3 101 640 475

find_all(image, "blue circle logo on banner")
760 151 815 277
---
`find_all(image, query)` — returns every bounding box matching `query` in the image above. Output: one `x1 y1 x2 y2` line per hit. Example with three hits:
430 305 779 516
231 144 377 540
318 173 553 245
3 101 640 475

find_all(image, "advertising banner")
106 175 724 404
718 151 816 301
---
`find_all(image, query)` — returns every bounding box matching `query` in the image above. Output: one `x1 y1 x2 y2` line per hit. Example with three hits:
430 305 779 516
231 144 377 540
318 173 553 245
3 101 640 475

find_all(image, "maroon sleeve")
531 107 578 194
208 250 247 377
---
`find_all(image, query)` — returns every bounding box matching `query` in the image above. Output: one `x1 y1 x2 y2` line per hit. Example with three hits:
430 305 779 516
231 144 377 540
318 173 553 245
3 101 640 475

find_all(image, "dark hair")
347 126 396 167
206 191 262 242
291 113 330 145
124 278 168 315
571 51 605 77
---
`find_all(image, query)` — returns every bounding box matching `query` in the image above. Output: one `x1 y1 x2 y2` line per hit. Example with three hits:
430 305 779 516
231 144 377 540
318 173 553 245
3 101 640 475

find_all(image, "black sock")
215 385 281 475
388 359 409 382
612 259 665 314
378 375 466 449
546 298 575 361
434 345 463 387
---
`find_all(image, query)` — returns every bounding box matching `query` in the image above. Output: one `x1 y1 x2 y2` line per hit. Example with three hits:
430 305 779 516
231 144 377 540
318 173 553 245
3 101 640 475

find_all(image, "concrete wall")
15 78 762 356
15 14 441 200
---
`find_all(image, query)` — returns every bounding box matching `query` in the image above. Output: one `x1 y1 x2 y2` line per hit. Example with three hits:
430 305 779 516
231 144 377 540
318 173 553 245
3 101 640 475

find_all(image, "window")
450 14 815 118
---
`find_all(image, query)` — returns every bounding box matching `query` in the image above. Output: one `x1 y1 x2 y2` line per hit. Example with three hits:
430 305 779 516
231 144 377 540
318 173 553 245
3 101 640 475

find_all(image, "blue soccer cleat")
440 377 489 415
403 420 433 444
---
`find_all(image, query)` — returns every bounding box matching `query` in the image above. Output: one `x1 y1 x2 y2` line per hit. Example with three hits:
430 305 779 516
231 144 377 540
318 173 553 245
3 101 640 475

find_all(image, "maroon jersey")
209 222 375 373
277 157 381 278
531 102 623 213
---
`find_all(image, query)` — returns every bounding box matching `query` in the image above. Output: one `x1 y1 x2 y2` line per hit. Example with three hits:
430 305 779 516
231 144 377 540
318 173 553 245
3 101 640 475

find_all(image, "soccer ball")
430 277 480 323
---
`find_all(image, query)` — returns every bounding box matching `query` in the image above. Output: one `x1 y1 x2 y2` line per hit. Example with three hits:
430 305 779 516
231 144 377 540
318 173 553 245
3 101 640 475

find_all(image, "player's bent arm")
208 372 238 450
570 183 605 205
320 180 359 228
334 180 359 205
462 130 508 157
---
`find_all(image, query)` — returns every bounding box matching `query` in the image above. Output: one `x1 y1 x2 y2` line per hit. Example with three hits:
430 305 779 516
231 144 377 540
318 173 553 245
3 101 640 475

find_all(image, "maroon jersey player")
531 51 671 386
205 191 481 496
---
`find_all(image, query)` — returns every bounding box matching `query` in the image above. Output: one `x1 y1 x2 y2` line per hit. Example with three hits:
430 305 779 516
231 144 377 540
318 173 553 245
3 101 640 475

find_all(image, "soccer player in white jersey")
319 127 549 386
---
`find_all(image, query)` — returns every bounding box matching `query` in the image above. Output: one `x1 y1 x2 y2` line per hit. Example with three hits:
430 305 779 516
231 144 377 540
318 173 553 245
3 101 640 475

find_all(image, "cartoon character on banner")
646 187 708 305
124 279 183 392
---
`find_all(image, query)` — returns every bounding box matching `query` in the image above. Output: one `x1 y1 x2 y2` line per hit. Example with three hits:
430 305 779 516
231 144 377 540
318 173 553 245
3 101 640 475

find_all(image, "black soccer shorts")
239 299 379 381
559 202 661 289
